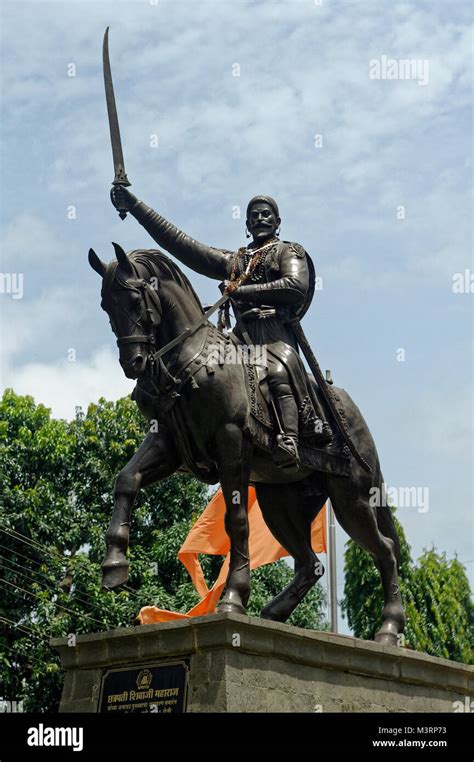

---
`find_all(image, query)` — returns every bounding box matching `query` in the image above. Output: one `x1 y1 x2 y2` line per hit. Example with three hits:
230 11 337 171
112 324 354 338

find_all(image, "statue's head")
246 195 280 244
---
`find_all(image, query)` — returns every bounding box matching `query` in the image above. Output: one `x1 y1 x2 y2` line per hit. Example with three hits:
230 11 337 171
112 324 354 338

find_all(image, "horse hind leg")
329 482 405 647
256 483 326 623
372 503 406 645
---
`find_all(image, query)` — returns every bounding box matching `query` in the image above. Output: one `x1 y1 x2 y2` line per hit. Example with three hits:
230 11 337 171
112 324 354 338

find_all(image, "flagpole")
328 499 338 633
324 368 339 633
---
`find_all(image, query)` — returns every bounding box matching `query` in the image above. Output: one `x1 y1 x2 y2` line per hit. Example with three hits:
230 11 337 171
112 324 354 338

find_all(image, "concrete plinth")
51 613 473 713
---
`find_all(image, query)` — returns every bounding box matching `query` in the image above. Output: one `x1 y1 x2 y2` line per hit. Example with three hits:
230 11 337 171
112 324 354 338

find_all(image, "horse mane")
103 249 204 315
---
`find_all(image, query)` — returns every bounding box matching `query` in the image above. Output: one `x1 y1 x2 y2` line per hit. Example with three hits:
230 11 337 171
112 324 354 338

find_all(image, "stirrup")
274 434 300 473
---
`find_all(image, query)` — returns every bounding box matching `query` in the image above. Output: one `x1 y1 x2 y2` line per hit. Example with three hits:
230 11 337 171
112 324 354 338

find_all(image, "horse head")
88 243 163 379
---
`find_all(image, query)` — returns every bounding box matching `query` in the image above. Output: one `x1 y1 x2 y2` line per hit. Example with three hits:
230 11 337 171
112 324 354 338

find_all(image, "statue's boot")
273 393 301 474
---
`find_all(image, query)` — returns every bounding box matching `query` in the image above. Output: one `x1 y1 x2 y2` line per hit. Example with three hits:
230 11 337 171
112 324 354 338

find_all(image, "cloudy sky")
0 0 472 629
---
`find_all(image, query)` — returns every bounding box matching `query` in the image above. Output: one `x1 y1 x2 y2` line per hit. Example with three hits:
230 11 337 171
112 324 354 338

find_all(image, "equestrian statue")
87 29 406 646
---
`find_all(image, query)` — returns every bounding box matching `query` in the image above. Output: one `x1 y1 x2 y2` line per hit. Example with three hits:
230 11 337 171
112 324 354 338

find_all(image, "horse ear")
88 248 106 277
112 242 133 276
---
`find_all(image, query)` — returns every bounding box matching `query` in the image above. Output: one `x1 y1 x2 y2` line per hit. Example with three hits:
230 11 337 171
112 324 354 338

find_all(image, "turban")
246 195 280 219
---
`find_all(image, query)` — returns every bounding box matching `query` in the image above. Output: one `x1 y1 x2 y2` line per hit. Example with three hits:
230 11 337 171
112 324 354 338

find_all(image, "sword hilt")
111 177 131 221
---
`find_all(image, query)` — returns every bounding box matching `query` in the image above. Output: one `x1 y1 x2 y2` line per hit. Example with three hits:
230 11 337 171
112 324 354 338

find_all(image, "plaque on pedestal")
99 661 188 713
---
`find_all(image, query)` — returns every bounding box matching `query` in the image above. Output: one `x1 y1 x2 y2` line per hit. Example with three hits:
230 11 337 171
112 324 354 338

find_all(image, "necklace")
226 238 279 294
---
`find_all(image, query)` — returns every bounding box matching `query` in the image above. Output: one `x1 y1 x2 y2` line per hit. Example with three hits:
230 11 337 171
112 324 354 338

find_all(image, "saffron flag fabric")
137 486 327 624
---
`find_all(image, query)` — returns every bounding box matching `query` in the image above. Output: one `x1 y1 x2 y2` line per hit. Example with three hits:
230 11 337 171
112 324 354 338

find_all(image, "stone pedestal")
51 613 473 713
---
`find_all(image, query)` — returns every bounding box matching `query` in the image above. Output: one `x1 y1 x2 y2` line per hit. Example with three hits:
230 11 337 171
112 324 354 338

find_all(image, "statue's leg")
102 425 180 590
267 355 300 471
256 484 326 622
215 424 252 615
328 475 406 646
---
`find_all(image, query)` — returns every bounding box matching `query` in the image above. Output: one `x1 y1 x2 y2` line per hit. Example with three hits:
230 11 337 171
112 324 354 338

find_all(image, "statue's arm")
234 244 309 305
129 199 229 280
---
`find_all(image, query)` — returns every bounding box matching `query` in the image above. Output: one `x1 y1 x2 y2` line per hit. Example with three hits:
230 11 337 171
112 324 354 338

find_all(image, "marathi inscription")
99 662 188 713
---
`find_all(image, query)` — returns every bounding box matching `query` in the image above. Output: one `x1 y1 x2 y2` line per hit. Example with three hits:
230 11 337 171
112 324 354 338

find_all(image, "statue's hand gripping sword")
103 27 130 220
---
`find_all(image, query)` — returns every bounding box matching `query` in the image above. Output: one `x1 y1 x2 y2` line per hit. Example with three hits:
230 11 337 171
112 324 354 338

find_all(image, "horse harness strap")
150 292 229 361
143 323 228 415
144 293 230 411
120 259 229 414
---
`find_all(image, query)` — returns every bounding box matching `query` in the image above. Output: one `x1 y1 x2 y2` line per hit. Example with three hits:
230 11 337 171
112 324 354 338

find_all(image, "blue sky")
0 0 472 631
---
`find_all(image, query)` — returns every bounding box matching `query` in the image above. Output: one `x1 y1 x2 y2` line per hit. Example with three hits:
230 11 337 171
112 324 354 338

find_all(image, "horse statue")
88 243 406 646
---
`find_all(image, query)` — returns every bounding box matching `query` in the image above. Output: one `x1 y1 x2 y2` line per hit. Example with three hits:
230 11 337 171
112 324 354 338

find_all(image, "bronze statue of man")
111 187 332 471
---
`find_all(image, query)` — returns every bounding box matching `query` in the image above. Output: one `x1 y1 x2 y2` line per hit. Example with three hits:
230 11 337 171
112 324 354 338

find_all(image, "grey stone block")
51 613 474 713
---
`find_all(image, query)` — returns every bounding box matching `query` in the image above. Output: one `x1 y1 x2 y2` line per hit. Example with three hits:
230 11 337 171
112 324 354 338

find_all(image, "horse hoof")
216 601 246 615
261 601 287 622
102 561 129 590
216 588 247 615
374 632 398 647
374 621 399 647
261 583 304 623
260 608 280 622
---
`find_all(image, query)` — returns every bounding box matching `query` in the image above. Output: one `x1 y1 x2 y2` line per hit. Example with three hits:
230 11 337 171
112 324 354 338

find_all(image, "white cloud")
2 347 134 421
0 212 65 265
2 0 470 216
0 284 92 364
400 385 472 461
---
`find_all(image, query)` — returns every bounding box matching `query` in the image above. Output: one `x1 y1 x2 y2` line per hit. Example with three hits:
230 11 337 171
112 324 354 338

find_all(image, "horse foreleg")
215 425 252 615
102 426 180 590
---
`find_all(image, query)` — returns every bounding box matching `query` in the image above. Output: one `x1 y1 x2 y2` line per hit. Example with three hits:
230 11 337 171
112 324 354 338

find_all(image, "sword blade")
103 27 130 190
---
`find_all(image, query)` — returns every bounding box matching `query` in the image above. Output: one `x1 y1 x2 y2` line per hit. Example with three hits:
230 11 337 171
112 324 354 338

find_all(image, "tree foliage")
0 389 326 711
341 512 473 663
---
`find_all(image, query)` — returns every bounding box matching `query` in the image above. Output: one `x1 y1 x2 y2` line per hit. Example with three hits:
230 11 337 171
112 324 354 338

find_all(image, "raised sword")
103 27 131 220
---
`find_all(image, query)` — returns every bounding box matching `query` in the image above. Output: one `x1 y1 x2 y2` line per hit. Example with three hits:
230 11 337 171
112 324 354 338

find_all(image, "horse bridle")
114 278 163 349
108 273 229 365
102 263 164 351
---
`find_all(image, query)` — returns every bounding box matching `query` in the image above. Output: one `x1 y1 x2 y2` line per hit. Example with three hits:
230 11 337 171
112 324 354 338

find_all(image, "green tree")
0 389 327 711
341 512 473 663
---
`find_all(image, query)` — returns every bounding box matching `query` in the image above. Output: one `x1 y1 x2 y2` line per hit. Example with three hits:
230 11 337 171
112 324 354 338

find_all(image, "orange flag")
138 486 327 624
